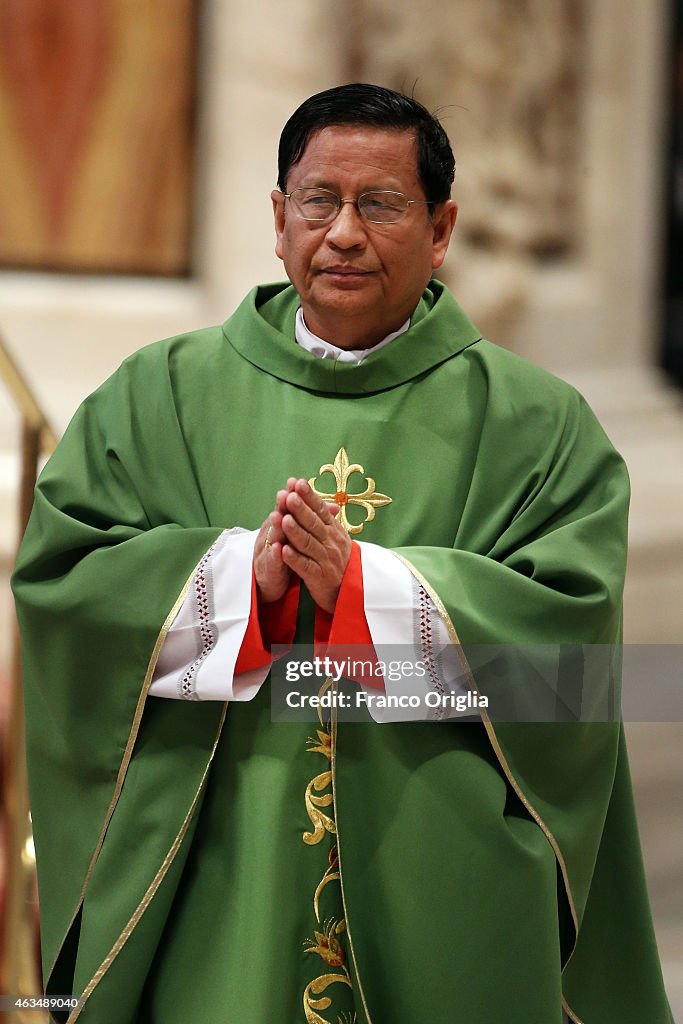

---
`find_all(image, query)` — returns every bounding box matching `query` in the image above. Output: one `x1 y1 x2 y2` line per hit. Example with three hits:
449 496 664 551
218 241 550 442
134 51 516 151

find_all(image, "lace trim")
414 578 447 720
177 535 223 699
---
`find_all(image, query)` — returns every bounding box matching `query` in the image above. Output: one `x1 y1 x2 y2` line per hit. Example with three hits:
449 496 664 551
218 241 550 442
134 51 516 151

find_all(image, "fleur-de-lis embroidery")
309 447 392 535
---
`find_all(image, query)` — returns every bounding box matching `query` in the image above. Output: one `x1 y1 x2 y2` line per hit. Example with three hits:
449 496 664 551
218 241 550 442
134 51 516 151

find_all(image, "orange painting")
0 0 198 275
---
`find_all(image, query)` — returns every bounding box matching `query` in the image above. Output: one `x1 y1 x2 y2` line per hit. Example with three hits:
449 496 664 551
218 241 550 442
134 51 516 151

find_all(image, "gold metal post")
1 333 57 1024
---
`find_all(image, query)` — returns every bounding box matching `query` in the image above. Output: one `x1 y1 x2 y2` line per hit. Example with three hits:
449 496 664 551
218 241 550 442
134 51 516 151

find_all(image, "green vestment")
12 281 673 1024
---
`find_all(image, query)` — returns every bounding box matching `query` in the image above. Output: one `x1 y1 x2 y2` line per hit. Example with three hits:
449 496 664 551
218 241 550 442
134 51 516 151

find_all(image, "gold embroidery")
309 447 392 535
307 727 332 759
330 715 374 1024
304 722 335 844
304 917 347 967
302 683 356 1024
303 770 336 845
298 451 368 1024
313 845 340 921
302 916 354 1024
303 971 354 1024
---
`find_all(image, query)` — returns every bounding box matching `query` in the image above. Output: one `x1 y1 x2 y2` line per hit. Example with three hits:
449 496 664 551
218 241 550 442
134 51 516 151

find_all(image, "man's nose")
325 200 367 247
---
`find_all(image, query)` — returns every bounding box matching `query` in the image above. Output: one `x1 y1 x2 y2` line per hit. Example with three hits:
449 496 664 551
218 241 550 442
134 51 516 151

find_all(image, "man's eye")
302 194 336 208
364 197 402 214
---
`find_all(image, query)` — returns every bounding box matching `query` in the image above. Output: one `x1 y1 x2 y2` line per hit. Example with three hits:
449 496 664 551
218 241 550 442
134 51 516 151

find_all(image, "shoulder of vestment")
462 336 602 440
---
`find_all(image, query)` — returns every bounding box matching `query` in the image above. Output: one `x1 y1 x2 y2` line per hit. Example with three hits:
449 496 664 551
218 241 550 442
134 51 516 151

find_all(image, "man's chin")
317 270 376 290
309 277 379 310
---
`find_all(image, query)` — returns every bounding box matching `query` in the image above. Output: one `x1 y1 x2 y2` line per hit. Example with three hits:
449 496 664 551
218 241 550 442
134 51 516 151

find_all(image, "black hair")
277 83 455 208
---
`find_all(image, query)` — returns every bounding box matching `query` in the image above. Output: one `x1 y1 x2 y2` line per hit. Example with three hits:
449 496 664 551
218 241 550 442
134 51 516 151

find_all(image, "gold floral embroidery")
299 467 372 1024
302 682 356 1024
303 919 354 1024
303 726 336 845
309 447 392 535
307 727 332 759
303 770 336 845
304 917 347 967
313 845 340 921
303 972 354 1024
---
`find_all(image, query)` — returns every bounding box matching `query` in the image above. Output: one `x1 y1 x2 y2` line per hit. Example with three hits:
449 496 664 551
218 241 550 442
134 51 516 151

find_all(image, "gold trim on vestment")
44 559 204 998
66 700 229 1023
392 552 584 1013
302 682 357 1024
330 704 374 1024
562 995 585 1024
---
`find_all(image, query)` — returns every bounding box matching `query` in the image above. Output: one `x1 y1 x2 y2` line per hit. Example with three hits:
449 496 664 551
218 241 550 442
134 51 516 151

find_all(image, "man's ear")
431 199 458 271
271 189 286 260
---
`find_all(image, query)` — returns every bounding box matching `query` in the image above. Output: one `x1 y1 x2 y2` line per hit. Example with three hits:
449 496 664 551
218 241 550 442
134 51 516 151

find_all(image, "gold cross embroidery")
309 447 392 535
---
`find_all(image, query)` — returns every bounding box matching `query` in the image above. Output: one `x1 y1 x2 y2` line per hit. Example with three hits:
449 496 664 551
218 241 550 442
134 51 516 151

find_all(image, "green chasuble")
12 280 673 1024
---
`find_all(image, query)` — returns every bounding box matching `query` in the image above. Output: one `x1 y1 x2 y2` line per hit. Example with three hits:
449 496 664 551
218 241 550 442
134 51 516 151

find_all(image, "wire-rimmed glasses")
280 187 431 225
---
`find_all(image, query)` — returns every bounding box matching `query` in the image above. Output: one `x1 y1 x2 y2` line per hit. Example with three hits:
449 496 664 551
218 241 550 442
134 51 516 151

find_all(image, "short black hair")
277 83 455 208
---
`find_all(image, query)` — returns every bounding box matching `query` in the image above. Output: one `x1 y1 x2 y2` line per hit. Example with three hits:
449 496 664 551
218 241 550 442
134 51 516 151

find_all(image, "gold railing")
0 334 58 1023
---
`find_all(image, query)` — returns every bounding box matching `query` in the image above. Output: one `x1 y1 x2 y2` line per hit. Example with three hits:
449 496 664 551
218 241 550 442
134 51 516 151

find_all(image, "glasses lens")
290 188 339 221
359 191 409 223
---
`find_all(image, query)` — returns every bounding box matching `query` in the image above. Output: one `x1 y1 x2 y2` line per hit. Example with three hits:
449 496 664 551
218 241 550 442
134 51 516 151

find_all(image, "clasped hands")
254 478 352 614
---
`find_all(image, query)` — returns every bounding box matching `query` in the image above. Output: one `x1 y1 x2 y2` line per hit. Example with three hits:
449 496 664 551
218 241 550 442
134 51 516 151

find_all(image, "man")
12 84 673 1024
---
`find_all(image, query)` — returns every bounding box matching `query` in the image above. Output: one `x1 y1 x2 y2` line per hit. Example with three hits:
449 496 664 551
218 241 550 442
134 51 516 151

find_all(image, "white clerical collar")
294 307 410 364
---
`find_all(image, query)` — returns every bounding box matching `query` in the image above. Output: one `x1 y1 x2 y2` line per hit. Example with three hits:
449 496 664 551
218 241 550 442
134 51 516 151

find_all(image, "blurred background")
0 0 681 1019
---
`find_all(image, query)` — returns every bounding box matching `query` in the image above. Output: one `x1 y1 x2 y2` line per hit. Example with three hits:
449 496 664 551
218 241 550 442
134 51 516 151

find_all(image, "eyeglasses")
280 187 431 225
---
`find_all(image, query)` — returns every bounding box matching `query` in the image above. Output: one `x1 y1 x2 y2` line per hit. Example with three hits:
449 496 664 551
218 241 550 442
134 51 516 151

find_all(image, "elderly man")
13 84 672 1024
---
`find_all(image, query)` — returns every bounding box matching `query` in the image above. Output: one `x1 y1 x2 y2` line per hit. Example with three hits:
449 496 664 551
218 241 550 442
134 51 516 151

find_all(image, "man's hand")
280 478 352 614
254 480 296 604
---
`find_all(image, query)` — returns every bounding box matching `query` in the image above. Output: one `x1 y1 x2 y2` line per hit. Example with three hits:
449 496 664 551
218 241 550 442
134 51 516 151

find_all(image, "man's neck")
296 308 410 364
300 309 413 352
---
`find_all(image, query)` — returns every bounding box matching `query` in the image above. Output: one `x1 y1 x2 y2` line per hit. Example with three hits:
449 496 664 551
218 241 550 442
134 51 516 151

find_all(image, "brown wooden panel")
0 0 199 275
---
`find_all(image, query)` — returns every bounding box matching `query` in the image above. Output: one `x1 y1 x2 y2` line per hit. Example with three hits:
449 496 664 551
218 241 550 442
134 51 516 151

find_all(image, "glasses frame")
279 187 432 225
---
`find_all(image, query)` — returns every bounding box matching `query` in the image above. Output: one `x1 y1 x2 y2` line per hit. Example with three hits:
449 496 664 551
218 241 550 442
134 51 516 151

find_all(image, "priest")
12 83 673 1024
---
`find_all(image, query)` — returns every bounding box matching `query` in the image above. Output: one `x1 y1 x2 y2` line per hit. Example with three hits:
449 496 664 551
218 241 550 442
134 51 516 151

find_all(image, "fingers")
259 511 283 553
277 479 298 512
282 509 325 561
294 478 339 523
284 480 337 539
263 478 351 614
254 509 291 604
260 480 302 557
275 478 338 524
281 542 314 577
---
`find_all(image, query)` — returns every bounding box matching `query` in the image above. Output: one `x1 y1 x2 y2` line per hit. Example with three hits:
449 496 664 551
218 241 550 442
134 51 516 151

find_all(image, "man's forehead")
289 125 420 183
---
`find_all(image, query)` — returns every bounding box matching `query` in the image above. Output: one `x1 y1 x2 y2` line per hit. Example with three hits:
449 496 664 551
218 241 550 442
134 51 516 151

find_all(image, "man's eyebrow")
295 179 339 191
295 179 405 193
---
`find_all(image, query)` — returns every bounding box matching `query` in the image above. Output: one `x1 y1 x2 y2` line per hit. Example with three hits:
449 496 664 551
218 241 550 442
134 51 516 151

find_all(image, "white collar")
294 307 410 364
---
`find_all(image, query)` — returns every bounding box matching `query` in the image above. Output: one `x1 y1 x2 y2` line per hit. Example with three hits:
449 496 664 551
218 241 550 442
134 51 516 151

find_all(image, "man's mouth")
320 267 373 277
